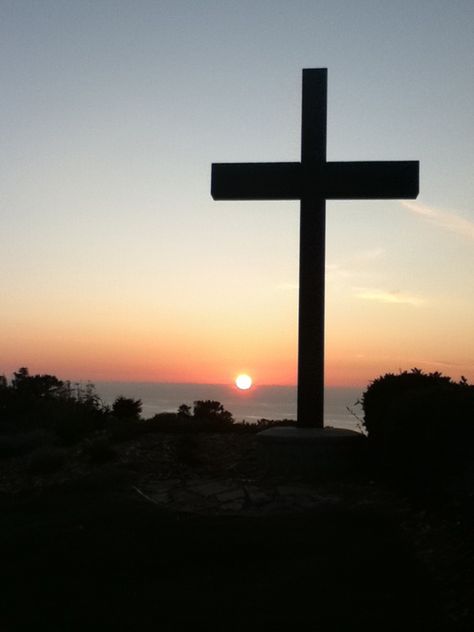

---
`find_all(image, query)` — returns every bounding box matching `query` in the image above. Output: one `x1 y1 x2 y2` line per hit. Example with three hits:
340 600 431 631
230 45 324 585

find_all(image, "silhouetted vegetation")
145 400 242 433
177 404 192 418
193 399 234 424
0 366 472 629
1 368 297 447
360 369 474 495
112 396 142 421
255 418 297 430
0 367 108 448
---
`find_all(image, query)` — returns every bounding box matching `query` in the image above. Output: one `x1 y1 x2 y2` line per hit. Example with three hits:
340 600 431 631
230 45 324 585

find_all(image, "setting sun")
235 374 253 390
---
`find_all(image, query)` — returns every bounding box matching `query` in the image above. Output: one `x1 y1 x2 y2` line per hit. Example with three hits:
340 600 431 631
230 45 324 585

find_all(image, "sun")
235 374 253 390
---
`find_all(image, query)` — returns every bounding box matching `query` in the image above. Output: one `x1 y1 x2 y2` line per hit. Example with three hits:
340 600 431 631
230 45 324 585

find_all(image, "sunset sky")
1 1 473 387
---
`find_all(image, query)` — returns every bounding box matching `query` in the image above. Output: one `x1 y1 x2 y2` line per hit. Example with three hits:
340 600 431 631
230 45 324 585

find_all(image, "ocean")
94 382 365 432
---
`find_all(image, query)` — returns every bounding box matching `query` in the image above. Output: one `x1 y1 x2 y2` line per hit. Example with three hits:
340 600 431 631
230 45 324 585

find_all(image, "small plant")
145 412 180 432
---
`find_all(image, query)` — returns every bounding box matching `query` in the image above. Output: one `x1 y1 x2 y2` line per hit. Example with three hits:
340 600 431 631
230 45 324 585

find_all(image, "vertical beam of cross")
211 69 419 428
298 69 327 427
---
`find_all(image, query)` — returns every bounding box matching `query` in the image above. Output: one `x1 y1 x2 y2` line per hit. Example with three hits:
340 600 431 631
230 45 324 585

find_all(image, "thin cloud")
278 260 359 289
353 287 425 306
326 263 355 279
402 201 474 241
353 247 385 262
326 248 384 282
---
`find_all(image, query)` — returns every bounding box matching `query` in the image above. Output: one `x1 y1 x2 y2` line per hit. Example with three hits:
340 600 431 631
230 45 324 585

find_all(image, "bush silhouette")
360 369 474 486
0 368 107 443
177 404 192 419
112 396 142 421
144 401 236 433
193 400 234 425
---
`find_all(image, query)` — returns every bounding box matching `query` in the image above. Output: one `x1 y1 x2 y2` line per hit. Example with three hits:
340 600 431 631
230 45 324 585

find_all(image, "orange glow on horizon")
2 300 473 387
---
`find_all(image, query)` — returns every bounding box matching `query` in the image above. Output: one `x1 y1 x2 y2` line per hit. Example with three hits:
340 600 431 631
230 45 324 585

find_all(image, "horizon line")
85 380 365 389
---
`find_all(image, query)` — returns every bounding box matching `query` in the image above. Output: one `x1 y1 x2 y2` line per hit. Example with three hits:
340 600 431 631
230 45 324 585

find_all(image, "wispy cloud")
402 201 474 241
353 247 385 262
326 248 384 283
353 287 425 306
278 258 364 289
326 263 355 280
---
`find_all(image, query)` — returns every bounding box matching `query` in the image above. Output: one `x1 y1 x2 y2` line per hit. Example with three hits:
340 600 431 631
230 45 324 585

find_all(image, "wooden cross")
211 69 419 428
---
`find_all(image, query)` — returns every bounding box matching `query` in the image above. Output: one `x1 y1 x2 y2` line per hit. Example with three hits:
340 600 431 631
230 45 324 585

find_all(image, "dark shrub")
145 412 181 432
177 404 192 419
112 396 142 421
360 369 474 483
53 400 107 445
107 419 142 443
144 403 240 434
1 368 107 443
193 400 234 425
256 418 297 430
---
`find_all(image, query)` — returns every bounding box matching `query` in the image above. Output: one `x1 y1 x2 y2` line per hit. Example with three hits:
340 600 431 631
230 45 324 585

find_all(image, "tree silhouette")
193 400 234 424
11 367 64 400
177 404 192 418
112 396 142 421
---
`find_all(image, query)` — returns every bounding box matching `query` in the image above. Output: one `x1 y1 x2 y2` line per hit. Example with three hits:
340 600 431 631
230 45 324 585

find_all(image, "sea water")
94 382 364 432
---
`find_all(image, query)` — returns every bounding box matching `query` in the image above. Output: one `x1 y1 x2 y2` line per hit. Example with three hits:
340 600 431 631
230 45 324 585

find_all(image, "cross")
211 69 419 428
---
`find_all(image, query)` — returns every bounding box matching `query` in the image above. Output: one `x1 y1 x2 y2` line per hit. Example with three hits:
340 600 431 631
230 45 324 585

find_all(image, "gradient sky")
1 1 473 387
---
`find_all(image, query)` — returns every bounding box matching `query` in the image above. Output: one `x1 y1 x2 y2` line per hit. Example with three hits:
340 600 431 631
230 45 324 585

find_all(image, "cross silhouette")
211 69 419 428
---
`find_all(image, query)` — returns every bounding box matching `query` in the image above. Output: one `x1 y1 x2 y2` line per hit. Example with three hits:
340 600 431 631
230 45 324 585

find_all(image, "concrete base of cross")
257 426 367 478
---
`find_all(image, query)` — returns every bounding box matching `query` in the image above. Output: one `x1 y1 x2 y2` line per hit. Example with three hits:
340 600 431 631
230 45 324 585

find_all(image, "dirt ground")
0 430 471 630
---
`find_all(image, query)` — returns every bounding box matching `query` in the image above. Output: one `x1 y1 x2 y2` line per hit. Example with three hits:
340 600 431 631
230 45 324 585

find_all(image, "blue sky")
1 1 473 385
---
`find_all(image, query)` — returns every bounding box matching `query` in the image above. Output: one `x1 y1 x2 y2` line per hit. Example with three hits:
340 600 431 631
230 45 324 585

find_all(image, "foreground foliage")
360 369 474 493
1 368 292 454
0 367 107 444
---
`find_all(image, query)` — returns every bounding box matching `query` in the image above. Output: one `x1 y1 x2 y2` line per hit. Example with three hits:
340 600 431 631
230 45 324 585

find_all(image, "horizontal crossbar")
211 161 419 200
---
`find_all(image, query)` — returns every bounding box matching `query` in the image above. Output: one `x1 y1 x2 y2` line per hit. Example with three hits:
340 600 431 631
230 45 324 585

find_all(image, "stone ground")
127 431 369 516
134 476 344 515
0 431 376 514
111 431 387 518
0 430 471 630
